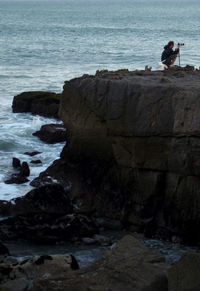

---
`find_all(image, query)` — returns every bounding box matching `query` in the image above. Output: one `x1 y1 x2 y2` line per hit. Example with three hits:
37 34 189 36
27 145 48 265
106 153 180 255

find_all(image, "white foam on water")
0 106 65 201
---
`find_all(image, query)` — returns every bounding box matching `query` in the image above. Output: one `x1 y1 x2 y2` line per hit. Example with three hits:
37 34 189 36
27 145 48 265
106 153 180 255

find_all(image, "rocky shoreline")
1 68 200 290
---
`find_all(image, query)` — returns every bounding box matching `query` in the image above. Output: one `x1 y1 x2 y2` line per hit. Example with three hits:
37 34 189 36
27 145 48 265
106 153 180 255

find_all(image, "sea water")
0 0 200 200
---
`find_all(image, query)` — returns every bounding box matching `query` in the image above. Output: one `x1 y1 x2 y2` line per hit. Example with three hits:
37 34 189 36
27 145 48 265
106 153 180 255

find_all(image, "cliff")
58 68 200 244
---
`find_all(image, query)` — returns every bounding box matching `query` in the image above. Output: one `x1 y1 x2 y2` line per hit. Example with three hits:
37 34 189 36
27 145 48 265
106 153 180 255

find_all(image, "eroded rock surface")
33 123 66 144
0 254 79 291
168 252 200 291
32 235 169 291
0 184 98 242
57 69 200 244
12 91 61 118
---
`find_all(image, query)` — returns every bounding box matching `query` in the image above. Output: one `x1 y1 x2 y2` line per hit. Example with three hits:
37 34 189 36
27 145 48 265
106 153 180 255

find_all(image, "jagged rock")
19 161 30 177
32 235 169 291
0 184 99 242
0 184 73 217
0 213 98 242
168 252 200 291
95 217 123 230
0 254 79 291
12 157 21 168
93 234 112 246
0 242 10 263
5 160 30 184
4 174 29 184
32 123 66 144
55 69 200 244
30 159 42 164
12 91 61 118
24 151 41 156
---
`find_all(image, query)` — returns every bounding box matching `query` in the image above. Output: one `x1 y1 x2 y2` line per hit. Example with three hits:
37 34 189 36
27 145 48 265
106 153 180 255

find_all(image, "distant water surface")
0 0 200 200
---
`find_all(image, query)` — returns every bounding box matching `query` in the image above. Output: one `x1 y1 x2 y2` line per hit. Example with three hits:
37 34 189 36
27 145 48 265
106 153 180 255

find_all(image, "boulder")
30 159 42 164
4 174 29 184
168 252 200 291
32 123 66 143
12 157 21 168
0 254 79 291
5 159 30 184
19 161 30 177
55 69 200 244
12 91 61 118
0 242 9 256
0 213 98 242
24 151 41 156
32 235 169 291
0 184 99 242
0 183 73 217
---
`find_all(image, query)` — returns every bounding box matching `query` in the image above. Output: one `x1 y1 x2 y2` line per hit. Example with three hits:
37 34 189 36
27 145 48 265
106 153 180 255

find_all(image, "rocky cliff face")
59 68 200 244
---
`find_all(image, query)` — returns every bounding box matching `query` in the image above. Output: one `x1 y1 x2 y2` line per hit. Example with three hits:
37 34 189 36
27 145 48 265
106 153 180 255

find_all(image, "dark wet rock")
0 242 9 258
32 235 169 291
12 91 61 118
30 159 42 164
12 157 21 168
95 217 123 230
168 252 200 291
0 213 98 242
30 159 71 189
81 237 97 245
5 160 30 184
19 161 30 177
0 254 79 291
4 174 29 184
93 234 112 246
24 151 41 156
82 234 112 246
32 123 66 144
34 255 53 265
0 184 98 242
0 184 73 217
53 69 200 244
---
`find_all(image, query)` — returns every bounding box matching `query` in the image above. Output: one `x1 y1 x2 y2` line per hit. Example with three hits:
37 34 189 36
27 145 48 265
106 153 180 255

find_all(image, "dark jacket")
161 45 179 62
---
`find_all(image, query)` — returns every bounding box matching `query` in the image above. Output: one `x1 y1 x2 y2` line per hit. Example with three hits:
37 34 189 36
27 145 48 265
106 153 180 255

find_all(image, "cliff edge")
59 68 200 244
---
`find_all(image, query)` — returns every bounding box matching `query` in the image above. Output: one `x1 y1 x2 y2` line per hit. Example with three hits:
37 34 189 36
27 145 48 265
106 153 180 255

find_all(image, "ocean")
0 0 200 200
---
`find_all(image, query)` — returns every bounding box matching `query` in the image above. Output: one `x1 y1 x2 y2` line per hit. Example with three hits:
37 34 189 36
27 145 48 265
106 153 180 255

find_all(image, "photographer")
161 41 181 67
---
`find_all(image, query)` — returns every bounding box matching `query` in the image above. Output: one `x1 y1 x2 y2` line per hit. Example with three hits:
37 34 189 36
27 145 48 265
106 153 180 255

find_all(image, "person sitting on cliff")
161 41 181 68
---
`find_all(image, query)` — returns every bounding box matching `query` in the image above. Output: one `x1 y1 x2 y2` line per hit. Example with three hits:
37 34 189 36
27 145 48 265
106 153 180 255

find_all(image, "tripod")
178 52 181 67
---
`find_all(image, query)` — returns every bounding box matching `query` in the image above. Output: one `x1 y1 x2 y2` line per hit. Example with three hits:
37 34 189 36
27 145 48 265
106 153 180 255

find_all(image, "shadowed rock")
5 160 30 184
24 151 41 156
32 235 169 291
55 68 200 244
20 162 30 177
30 160 42 164
0 254 79 291
0 184 73 217
12 157 21 168
168 252 200 291
32 123 66 144
12 91 61 118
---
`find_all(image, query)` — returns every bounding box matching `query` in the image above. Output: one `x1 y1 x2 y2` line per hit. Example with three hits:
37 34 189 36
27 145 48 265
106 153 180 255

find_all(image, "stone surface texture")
12 91 61 118
33 123 66 143
58 68 200 243
32 235 169 291
168 252 200 291
0 254 79 291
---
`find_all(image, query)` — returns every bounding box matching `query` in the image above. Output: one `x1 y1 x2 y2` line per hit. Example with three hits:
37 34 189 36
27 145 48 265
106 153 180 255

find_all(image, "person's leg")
164 55 178 67
170 55 177 65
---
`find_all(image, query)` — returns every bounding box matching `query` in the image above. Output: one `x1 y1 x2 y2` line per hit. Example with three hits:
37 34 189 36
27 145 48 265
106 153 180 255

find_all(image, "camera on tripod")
178 43 184 46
